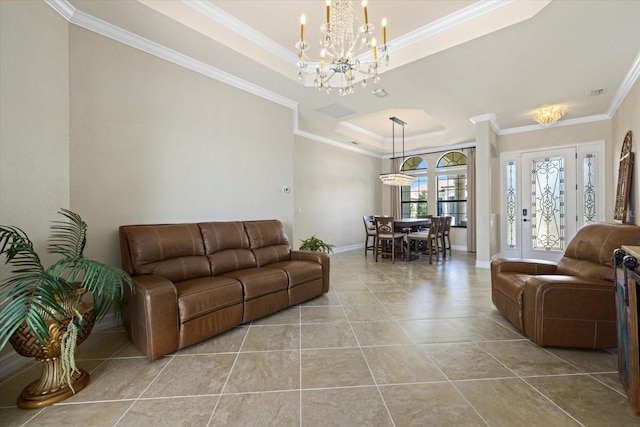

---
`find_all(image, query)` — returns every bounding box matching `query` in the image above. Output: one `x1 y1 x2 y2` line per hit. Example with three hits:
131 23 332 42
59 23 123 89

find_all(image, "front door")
500 143 603 262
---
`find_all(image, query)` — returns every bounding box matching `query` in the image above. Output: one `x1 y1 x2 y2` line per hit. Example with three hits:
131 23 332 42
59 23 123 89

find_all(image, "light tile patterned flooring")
2 250 639 426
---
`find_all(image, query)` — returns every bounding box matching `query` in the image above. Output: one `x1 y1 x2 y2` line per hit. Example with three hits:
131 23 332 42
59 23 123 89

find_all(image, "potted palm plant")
299 235 335 253
0 208 133 409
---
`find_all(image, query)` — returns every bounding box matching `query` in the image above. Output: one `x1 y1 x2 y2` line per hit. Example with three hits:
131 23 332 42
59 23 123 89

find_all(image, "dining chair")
442 216 452 257
374 216 405 263
406 216 440 264
363 215 376 257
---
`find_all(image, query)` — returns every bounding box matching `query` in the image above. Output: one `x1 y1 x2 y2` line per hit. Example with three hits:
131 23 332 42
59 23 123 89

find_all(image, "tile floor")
1 250 639 426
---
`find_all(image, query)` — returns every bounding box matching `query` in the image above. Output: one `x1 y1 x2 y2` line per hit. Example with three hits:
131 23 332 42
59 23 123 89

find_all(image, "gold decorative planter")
9 298 95 409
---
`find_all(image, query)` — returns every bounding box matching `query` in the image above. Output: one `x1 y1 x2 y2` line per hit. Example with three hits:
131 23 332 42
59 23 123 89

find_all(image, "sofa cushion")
222 267 288 300
244 220 291 267
199 221 256 275
120 224 210 282
175 276 243 323
269 260 322 287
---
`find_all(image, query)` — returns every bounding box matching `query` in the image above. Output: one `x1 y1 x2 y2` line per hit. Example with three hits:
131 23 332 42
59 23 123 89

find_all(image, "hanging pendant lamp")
379 117 415 186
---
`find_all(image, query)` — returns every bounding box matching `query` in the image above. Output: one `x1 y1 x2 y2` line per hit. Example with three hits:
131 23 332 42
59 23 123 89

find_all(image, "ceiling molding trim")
500 114 611 135
391 0 514 52
338 122 386 142
391 129 448 143
44 0 74 19
339 122 448 143
607 48 640 117
182 0 298 64
294 130 382 158
469 113 502 135
46 0 297 111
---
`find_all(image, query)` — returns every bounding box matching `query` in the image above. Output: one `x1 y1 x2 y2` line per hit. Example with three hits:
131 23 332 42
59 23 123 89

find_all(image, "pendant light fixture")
379 117 415 186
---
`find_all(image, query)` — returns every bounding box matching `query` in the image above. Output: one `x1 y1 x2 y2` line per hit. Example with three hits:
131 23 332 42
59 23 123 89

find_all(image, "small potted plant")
0 208 133 409
299 235 335 253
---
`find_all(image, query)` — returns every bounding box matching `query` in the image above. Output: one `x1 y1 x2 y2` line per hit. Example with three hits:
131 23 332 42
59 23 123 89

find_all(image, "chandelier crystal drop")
379 117 415 187
296 0 389 96
532 105 565 126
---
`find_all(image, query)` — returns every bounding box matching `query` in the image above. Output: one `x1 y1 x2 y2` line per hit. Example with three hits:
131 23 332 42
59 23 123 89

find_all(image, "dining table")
394 218 431 232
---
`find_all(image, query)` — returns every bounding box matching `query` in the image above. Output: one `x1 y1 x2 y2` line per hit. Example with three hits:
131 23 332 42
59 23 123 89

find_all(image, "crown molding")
498 114 611 135
45 0 297 111
392 0 517 52
470 112 612 136
338 121 448 144
294 130 382 158
608 48 640 117
182 0 297 65
469 113 502 135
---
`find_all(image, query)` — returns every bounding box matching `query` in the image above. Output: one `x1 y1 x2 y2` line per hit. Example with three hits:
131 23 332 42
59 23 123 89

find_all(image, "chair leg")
391 240 395 263
375 239 379 262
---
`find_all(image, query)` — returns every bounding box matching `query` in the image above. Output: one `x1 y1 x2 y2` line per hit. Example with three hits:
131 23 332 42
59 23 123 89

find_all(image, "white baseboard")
333 243 363 253
0 314 123 379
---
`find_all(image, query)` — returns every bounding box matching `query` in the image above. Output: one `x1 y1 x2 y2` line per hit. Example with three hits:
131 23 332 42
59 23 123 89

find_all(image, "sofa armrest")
291 250 331 292
122 275 179 360
491 258 558 275
522 275 616 346
491 258 557 285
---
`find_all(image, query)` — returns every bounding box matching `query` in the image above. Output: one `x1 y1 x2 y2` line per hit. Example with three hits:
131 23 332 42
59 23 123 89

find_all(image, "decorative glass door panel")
530 156 565 251
521 147 576 261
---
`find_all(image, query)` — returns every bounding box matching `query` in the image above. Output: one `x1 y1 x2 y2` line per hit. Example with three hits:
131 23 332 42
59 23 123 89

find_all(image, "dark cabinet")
615 245 640 412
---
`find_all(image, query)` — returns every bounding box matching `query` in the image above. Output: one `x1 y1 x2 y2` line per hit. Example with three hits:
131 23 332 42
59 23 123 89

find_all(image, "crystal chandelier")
379 117 416 186
296 0 389 96
532 106 565 126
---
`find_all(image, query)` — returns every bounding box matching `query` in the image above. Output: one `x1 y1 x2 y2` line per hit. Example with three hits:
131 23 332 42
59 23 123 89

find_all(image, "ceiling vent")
588 88 606 97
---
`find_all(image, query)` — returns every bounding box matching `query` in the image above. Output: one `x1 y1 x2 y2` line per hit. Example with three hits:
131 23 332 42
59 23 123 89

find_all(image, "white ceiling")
66 0 640 156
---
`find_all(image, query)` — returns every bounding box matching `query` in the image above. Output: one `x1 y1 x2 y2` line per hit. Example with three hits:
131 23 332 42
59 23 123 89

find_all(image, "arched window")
436 151 467 227
400 156 428 219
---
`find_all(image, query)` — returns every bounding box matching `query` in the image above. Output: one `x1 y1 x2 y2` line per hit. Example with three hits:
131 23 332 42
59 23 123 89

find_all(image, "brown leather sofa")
491 223 640 349
119 220 330 360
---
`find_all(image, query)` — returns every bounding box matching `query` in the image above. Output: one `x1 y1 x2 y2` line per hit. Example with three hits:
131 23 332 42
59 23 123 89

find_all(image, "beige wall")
69 27 294 266
293 136 382 250
0 0 70 360
0 1 70 262
612 78 640 225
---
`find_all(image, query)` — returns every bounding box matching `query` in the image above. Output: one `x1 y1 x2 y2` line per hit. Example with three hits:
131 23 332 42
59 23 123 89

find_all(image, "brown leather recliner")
491 223 640 349
119 220 330 360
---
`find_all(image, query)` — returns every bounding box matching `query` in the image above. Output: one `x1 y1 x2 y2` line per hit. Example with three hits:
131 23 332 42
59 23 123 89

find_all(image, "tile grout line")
205 322 251 426
112 351 177 426
341 289 398 427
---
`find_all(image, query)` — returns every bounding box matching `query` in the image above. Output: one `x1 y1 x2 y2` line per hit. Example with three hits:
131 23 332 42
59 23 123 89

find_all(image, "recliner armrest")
291 250 330 292
122 275 179 360
491 258 558 275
